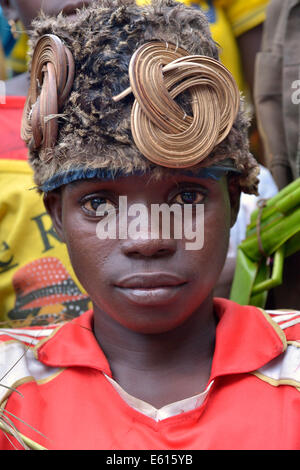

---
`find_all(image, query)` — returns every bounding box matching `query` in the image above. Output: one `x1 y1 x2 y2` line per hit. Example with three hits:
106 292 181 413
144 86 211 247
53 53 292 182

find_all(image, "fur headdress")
21 0 259 194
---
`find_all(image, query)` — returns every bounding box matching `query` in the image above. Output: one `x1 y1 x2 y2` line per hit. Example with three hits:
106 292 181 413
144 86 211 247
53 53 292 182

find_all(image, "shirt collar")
35 310 112 377
209 298 286 380
35 299 286 380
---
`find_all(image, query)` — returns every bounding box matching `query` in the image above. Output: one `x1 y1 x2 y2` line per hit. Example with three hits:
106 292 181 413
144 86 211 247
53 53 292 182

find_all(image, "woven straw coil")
114 41 240 168
21 34 74 161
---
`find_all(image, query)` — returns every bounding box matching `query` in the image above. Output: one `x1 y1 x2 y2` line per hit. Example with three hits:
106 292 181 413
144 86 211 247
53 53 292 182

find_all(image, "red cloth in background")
0 96 27 160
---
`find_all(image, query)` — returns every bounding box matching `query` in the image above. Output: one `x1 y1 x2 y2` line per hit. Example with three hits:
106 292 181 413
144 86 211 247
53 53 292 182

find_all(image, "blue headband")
40 164 241 193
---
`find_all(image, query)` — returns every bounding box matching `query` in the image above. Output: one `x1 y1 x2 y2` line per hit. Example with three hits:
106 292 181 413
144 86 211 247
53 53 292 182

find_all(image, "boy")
0 0 300 450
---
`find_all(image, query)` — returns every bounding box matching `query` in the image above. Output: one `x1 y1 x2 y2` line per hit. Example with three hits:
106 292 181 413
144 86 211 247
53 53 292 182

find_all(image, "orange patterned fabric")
7 258 90 327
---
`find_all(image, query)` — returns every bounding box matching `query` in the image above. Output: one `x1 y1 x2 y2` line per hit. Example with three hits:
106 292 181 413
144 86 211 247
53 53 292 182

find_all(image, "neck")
92 295 217 406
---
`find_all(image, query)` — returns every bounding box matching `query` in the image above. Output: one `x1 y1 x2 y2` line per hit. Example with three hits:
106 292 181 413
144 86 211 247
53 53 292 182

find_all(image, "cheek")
187 195 231 281
205 203 231 253
61 209 113 291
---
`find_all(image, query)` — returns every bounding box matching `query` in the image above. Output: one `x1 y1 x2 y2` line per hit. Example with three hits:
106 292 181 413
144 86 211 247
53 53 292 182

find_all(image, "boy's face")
45 173 239 334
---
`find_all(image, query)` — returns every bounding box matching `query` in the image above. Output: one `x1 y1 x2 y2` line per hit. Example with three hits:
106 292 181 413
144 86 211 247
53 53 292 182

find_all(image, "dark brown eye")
173 191 205 204
82 197 109 213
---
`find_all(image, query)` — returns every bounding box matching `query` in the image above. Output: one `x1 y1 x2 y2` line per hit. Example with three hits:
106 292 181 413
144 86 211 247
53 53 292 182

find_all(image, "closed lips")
115 273 187 289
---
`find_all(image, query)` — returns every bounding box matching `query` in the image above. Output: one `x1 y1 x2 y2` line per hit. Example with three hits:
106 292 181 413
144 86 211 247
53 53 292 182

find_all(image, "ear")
43 191 66 243
227 176 241 228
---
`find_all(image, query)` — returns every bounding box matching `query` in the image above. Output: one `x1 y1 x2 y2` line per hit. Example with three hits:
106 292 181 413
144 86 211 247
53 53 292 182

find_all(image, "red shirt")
0 298 300 450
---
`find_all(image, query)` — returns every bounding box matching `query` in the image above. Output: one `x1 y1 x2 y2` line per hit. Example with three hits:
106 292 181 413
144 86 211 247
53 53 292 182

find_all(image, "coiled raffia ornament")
21 34 75 161
113 41 240 168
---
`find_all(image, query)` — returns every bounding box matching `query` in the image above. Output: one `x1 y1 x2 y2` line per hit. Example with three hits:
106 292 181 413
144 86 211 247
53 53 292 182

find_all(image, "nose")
121 237 177 259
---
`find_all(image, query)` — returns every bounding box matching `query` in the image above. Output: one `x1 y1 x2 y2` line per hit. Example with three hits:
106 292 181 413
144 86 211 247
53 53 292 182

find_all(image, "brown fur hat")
25 0 259 194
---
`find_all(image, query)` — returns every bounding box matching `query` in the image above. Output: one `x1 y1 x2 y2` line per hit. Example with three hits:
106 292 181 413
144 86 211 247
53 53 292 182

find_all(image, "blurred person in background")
0 1 94 326
0 1 28 82
254 0 300 309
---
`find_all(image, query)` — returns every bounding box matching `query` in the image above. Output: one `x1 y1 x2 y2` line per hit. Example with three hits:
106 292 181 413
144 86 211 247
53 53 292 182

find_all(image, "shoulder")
0 323 60 347
254 309 300 389
0 323 63 404
265 309 300 342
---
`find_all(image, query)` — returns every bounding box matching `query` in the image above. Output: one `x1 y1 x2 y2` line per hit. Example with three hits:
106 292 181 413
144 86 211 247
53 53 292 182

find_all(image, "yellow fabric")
0 160 87 322
225 0 269 37
5 23 29 76
0 42 5 80
137 0 269 91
